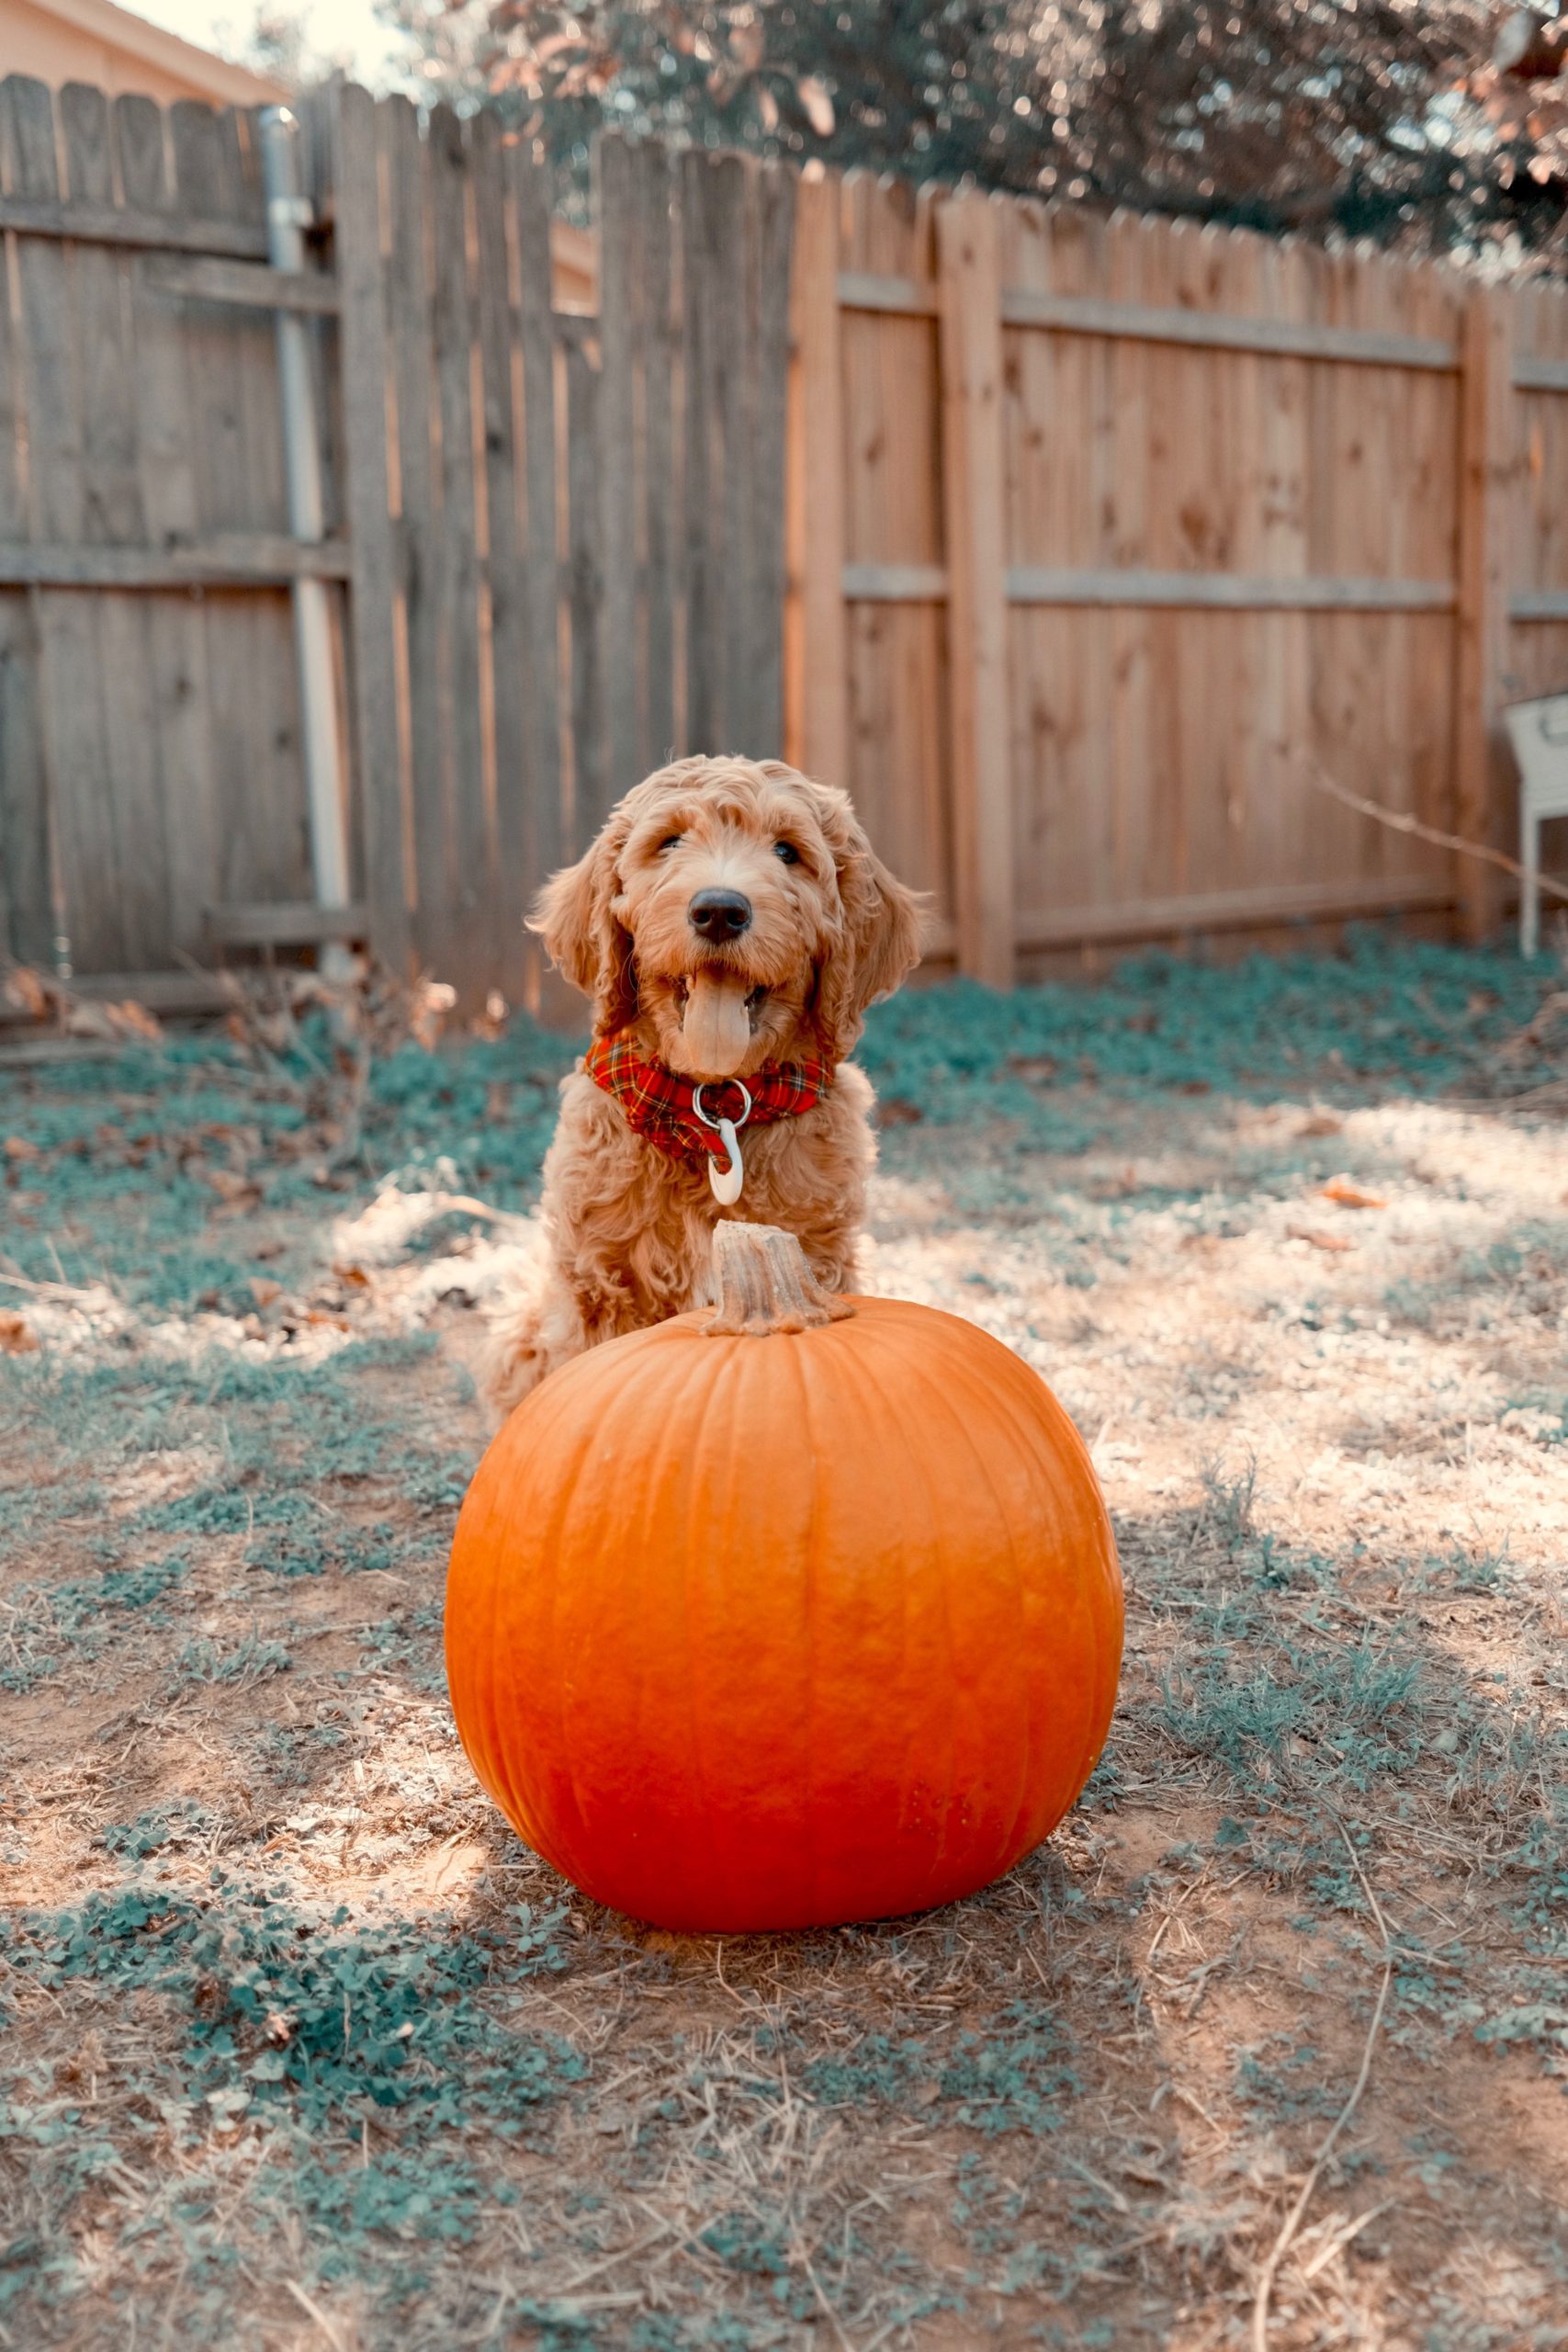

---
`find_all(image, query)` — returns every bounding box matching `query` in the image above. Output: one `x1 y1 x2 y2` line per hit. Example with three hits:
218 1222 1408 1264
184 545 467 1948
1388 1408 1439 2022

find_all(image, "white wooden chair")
1503 692 1568 957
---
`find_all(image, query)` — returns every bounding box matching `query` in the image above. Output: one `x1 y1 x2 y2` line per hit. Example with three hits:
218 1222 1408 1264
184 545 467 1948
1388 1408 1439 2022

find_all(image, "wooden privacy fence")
788 176 1568 986
0 74 795 1011
2 73 1568 1012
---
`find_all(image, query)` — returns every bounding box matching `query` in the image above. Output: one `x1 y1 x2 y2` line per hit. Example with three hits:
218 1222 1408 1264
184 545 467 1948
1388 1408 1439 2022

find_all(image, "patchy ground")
3 936 1567 2352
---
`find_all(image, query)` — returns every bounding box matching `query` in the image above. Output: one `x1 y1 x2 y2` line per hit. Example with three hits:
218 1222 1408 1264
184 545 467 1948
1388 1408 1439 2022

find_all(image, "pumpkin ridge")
921 1337 1042 1882
941 1329 1119 1859
886 1320 1036 1900
498 1372 605 1858
570 1323 724 1900
677 1322 742 1890
830 1312 962 1908
973 1360 1122 1815
779 1323 824 1922
799 1307 921 1928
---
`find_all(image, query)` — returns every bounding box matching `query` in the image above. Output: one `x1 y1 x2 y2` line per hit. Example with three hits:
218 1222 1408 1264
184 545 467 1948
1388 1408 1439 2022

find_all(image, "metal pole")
259 106 354 985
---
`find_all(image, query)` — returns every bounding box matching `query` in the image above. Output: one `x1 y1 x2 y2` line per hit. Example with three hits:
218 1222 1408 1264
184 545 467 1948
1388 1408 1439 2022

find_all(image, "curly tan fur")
482 756 923 1418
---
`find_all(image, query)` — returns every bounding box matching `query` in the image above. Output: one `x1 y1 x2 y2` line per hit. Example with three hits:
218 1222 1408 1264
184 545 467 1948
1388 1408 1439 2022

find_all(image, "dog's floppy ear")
528 821 637 1035
806 786 925 1065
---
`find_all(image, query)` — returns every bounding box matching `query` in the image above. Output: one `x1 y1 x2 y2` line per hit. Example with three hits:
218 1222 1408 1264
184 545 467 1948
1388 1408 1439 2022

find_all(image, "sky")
130 0 416 89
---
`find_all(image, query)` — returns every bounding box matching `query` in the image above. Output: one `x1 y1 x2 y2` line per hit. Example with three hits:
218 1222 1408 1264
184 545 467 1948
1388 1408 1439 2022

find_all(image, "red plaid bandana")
585 1031 831 1163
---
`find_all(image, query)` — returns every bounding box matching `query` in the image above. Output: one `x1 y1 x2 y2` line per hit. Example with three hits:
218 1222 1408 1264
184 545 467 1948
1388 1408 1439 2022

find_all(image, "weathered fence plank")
3 76 120 970
429 106 490 1002
786 171 849 791
0 86 51 967
511 137 563 904
638 141 676 773
1457 287 1517 944
566 332 606 846
334 80 409 974
61 83 171 971
598 134 640 800
468 108 528 1001
382 96 446 977
938 194 1013 990
174 102 306 924
113 91 219 968
681 148 716 757
713 152 750 752
750 158 795 760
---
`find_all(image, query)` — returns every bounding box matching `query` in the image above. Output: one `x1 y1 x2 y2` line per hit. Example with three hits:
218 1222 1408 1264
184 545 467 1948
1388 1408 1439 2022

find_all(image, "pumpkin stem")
705 1222 856 1337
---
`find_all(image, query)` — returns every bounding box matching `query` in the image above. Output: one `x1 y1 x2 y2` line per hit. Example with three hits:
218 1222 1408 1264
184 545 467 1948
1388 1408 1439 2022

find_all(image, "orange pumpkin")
446 1225 1122 1932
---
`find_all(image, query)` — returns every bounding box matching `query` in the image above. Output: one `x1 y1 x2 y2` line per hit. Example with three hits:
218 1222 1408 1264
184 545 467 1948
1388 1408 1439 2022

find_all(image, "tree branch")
1309 764 1568 908
1251 1819 1395 2352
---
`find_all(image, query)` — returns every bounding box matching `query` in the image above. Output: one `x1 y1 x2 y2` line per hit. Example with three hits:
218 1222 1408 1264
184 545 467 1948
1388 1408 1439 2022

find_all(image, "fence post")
937 192 1014 991
259 106 355 986
786 170 851 788
333 83 410 978
1455 282 1515 946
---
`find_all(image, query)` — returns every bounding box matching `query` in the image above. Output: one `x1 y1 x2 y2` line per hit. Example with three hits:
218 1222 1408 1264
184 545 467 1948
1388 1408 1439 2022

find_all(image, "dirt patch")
3 938 1567 2349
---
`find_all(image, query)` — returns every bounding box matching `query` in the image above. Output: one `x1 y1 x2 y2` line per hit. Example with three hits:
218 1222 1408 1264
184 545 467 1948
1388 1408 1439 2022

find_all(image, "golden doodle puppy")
483 755 923 1417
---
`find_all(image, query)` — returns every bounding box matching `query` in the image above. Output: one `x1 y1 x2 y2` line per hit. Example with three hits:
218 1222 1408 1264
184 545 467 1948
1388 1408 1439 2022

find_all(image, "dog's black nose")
688 888 752 941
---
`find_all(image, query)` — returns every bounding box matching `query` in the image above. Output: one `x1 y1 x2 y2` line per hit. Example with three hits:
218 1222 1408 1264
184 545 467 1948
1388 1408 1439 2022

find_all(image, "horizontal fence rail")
841 566 1461 611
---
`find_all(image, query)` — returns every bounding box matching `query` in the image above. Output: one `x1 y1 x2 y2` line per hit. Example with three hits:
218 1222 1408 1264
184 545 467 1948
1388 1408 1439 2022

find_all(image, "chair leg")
1521 811 1539 959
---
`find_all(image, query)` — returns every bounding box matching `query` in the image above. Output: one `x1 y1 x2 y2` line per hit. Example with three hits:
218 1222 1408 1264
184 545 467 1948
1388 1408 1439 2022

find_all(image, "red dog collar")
585 1031 831 1164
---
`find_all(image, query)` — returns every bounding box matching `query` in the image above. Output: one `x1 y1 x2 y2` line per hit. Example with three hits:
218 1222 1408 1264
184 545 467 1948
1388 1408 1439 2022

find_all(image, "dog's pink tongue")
672 972 751 1077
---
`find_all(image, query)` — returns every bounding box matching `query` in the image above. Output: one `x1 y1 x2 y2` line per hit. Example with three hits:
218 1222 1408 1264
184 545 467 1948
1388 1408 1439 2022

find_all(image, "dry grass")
3 941 1567 2350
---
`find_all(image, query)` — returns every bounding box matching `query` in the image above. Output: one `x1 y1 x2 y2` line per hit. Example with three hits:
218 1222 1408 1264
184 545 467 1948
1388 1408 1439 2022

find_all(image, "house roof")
5 0 288 108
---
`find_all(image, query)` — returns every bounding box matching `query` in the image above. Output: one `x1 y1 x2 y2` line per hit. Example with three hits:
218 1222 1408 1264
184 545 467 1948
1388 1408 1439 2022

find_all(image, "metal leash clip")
692 1080 753 1205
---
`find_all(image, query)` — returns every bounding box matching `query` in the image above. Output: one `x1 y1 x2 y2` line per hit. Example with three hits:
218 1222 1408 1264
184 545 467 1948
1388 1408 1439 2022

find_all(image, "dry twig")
1250 1819 1396 2352
1308 765 1568 907
283 2279 351 2351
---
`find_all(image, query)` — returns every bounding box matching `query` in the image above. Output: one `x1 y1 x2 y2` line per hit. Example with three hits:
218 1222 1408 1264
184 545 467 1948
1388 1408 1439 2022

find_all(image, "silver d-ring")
692 1080 752 1131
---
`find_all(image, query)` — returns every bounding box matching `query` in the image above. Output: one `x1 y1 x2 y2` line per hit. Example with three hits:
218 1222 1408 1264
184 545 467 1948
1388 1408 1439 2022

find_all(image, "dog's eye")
658 833 682 854
773 841 801 865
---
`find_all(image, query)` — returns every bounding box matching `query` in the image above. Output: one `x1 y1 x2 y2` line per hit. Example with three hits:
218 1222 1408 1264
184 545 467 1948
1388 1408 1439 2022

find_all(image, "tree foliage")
378 0 1568 262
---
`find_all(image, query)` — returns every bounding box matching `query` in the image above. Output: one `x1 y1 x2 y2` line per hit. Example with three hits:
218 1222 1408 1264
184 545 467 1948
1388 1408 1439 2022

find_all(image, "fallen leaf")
2 967 51 1020
1288 1225 1355 1253
1320 1176 1387 1210
63 1001 122 1041
332 1262 372 1289
207 1168 262 1208
106 999 164 1044
877 1096 924 1127
1299 1111 1343 1136
0 1310 39 1354
249 1277 283 1308
3 1136 39 1162
470 989 509 1043
410 978 457 1052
